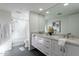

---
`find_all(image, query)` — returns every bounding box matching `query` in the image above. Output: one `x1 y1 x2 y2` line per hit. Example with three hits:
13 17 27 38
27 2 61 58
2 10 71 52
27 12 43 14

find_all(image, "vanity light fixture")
39 8 43 11
64 3 69 6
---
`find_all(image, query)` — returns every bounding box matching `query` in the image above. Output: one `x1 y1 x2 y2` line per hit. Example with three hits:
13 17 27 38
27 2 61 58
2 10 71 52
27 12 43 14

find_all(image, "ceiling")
0 3 79 17
43 3 79 18
0 3 57 13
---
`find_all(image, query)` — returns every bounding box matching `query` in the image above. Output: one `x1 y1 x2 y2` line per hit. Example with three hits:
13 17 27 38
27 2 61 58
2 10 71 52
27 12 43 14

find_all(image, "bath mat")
0 53 4 56
19 47 25 51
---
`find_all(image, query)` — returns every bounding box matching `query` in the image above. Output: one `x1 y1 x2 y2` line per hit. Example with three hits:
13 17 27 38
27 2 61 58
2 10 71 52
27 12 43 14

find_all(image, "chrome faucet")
63 33 71 38
66 33 71 38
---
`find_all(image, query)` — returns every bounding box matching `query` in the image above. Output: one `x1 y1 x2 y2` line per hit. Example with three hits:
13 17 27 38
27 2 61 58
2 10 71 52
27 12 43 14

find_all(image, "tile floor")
2 45 46 56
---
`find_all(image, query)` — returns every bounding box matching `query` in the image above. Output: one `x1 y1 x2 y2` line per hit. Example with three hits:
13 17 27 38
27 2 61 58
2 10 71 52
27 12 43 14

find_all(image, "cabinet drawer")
32 42 38 49
38 42 51 55
39 42 51 51
38 43 51 56
41 37 51 43
44 38 51 46
32 42 49 55
38 37 51 46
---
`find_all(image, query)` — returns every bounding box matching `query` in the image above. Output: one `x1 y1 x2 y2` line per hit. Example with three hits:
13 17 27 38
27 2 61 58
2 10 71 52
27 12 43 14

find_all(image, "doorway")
10 18 29 48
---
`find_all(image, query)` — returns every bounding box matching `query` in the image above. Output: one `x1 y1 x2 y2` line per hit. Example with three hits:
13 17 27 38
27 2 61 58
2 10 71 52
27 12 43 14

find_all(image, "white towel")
58 38 66 47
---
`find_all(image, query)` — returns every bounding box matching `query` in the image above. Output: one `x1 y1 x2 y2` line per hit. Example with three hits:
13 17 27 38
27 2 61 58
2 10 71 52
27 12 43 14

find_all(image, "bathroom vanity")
32 33 79 56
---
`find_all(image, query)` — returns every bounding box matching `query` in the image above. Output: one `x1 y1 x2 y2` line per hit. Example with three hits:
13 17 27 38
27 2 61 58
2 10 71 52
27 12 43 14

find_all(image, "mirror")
43 3 79 37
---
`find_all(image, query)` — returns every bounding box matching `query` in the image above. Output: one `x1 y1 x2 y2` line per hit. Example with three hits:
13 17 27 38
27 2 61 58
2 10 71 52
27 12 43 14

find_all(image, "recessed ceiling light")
64 3 69 6
46 11 49 14
39 8 43 11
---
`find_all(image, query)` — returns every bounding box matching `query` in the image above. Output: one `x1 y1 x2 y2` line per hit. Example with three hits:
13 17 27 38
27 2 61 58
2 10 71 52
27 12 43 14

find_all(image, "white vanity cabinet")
64 43 79 56
32 34 64 56
32 34 79 56
52 41 79 56
32 34 52 55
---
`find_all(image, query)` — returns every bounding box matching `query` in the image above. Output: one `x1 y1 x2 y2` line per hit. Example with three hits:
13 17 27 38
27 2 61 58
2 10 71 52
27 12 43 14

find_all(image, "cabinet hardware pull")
46 41 49 42
60 47 65 53
60 47 62 51
33 35 35 37
63 47 65 53
46 46 49 49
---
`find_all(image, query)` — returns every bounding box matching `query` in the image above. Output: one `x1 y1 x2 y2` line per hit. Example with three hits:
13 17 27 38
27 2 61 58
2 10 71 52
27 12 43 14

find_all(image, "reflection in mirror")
43 3 79 37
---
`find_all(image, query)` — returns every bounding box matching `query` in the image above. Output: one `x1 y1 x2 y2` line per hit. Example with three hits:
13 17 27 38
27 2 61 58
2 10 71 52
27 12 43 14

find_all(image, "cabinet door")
66 43 79 56
51 40 55 56
51 40 63 56
32 35 38 48
37 37 52 56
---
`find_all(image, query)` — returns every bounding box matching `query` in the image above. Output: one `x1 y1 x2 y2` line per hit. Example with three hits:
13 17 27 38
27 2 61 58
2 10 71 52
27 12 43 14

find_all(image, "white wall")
0 10 11 24
29 12 45 33
45 13 79 37
59 13 79 37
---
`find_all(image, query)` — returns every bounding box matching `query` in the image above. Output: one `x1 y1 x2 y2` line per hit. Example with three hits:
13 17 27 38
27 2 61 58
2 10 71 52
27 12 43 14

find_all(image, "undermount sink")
36 33 79 41
60 36 79 43
68 37 79 40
